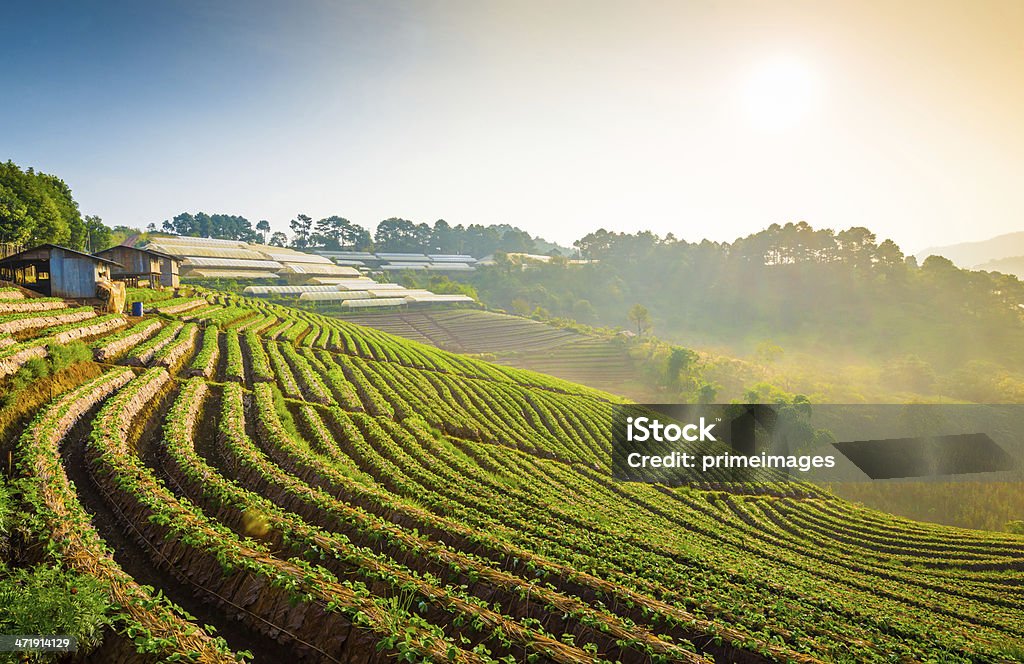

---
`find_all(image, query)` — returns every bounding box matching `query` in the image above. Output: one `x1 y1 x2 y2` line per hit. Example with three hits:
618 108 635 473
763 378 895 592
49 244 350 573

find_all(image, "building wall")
50 248 103 298
160 257 180 287
100 247 161 278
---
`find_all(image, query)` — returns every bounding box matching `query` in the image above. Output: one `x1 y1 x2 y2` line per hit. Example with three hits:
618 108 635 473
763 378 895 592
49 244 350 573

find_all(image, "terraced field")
332 310 656 400
2 289 1023 662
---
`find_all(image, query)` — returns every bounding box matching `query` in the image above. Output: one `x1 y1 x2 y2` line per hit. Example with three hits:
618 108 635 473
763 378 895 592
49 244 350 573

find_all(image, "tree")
289 214 313 249
697 383 718 404
572 299 596 322
256 220 271 244
628 303 651 336
345 223 372 250
0 160 90 249
374 218 430 252
84 215 112 252
159 212 257 241
755 341 784 364
310 216 370 250
574 229 613 260
269 232 288 247
666 347 698 386
499 228 536 253
430 219 456 253
0 182 30 243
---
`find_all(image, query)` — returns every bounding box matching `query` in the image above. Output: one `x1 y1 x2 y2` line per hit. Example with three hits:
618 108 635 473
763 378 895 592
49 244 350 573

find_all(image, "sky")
2 0 1023 252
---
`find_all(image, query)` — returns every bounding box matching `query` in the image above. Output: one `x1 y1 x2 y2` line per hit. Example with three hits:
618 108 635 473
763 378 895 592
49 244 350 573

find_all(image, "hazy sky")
3 0 1022 251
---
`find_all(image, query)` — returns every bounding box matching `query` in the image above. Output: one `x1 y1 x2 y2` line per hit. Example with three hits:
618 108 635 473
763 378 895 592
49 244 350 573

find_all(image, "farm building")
95 245 180 288
178 257 283 281
0 244 120 298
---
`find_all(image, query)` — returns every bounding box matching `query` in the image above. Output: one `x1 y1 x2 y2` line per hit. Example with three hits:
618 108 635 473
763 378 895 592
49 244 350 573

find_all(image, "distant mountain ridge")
975 255 1024 279
917 231 1024 269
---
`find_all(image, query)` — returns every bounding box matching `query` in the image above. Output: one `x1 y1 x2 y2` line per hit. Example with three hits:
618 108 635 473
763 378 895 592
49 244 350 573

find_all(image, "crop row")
124 321 183 366
151 297 208 314
14 367 242 663
162 379 616 664
0 306 95 335
86 370 493 663
93 319 163 362
186 325 221 378
250 385 784 663
0 297 66 314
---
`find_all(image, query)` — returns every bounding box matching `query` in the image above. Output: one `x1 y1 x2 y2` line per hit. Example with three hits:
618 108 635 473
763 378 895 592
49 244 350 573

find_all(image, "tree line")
469 221 1024 374
163 212 554 256
1 160 564 257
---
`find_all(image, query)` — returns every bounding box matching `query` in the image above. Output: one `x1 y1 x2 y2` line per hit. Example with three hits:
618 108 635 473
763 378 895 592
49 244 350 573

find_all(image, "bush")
0 564 113 655
47 341 92 372
2 342 93 407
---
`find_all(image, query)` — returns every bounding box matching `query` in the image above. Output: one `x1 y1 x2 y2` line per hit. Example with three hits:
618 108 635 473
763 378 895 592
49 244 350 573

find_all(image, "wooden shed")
96 245 180 288
0 244 120 299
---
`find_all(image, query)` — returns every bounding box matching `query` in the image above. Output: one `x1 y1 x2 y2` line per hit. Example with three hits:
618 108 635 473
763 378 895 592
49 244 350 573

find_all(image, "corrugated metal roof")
428 254 478 262
243 285 344 295
97 245 178 261
258 248 335 264
358 282 403 289
298 291 373 301
146 244 267 260
0 243 122 267
404 294 475 303
182 269 280 279
334 280 381 290
278 263 361 276
340 298 407 308
182 257 283 269
376 253 430 260
307 276 373 285
316 251 376 259
425 263 474 270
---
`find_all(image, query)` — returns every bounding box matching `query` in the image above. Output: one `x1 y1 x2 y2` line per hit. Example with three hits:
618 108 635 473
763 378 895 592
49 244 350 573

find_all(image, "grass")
0 361 105 455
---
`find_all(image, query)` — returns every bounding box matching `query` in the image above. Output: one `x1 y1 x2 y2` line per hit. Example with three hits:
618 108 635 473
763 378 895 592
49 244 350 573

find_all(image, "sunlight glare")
740 56 822 131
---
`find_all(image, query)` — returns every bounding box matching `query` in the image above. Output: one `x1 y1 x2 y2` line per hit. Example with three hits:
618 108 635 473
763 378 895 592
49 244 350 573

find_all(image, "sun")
739 56 821 131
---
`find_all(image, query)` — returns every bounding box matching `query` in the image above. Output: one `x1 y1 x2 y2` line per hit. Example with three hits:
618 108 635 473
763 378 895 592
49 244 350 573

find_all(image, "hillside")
329 309 658 401
324 309 1024 534
916 231 1024 268
467 224 1024 376
0 289 1022 662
